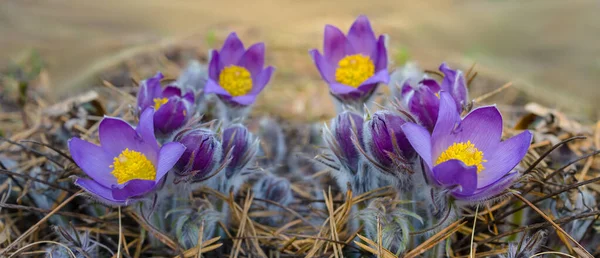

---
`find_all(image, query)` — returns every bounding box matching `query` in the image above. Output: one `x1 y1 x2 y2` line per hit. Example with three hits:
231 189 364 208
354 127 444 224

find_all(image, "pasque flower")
68 108 186 206
204 32 275 106
396 63 468 131
324 111 365 174
173 128 222 182
222 124 259 178
310 15 389 104
402 92 532 202
363 110 414 171
137 72 195 135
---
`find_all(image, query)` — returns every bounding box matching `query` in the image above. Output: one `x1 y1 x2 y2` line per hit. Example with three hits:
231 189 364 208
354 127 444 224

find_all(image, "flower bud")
173 128 222 182
222 124 258 178
439 63 468 112
254 175 293 206
364 111 415 170
326 111 364 174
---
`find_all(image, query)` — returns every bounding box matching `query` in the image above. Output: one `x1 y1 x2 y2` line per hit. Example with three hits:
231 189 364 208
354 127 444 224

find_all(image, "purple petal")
183 91 195 103
433 160 478 195
156 142 186 181
346 15 377 55
329 82 359 95
439 63 468 111
453 106 503 154
431 92 461 159
358 69 389 87
373 35 388 71
477 130 532 188
309 49 335 83
421 79 441 92
453 172 519 201
98 117 157 164
229 95 258 106
401 123 433 168
69 138 116 187
75 178 125 206
136 72 163 111
136 108 159 153
323 25 348 64
153 98 188 135
407 86 440 132
219 32 245 66
111 179 156 200
208 50 220 81
162 86 182 98
249 66 275 95
204 79 231 96
238 43 265 76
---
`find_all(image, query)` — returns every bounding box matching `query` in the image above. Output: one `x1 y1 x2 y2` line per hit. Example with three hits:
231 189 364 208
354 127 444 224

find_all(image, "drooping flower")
137 72 195 135
394 62 469 131
363 110 415 172
173 128 223 182
204 32 275 106
324 111 365 174
68 108 186 206
402 92 532 202
309 15 389 105
221 124 259 178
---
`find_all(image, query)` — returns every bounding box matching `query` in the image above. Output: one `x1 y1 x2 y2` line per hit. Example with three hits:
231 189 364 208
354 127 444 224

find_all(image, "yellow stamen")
110 148 156 184
335 54 375 88
153 98 169 110
219 65 253 96
435 140 487 173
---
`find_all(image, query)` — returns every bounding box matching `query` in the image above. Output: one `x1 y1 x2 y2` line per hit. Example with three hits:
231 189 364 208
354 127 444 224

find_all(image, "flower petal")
453 172 518 202
136 72 163 111
373 35 388 72
75 178 125 206
401 123 433 168
453 106 503 154
111 179 156 201
346 15 377 55
219 32 245 66
162 86 182 98
328 82 359 95
310 49 335 83
432 160 478 195
439 62 468 110
208 50 220 81
204 79 231 96
250 66 275 95
98 117 157 164
431 91 461 159
69 138 116 187
238 43 265 76
155 142 186 181
323 25 348 64
358 69 389 87
153 98 187 135
229 95 258 106
136 108 159 153
477 130 532 188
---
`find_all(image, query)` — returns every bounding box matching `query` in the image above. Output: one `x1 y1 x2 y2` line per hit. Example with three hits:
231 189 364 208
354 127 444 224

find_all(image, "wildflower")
204 32 275 106
137 72 195 135
173 128 223 182
68 108 186 206
402 92 532 202
324 111 365 174
221 124 259 179
310 15 389 106
393 63 469 131
363 110 415 172
253 174 294 225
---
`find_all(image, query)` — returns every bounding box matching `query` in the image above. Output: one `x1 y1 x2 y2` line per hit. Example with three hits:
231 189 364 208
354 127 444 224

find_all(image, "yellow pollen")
335 54 375 88
153 98 169 110
219 65 253 97
110 148 156 184
435 141 487 173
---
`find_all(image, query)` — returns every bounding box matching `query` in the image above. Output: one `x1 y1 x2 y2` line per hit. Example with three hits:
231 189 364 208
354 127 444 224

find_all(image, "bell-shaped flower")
173 128 223 182
221 124 259 178
363 110 415 173
68 109 186 206
324 111 365 174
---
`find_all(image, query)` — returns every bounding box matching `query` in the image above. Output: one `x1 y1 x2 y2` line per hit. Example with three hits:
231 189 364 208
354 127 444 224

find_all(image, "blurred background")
1 0 599 121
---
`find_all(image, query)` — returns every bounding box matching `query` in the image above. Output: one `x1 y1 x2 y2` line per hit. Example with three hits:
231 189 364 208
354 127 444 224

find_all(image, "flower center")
219 65 253 97
153 98 169 110
110 148 156 184
335 54 375 88
435 140 487 173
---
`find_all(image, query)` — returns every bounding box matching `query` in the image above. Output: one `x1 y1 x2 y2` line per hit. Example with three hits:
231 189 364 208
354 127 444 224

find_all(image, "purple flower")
173 128 222 182
310 15 389 104
325 111 364 174
137 72 195 135
221 124 258 178
363 111 414 170
396 63 468 131
68 109 186 206
402 92 532 202
204 32 275 106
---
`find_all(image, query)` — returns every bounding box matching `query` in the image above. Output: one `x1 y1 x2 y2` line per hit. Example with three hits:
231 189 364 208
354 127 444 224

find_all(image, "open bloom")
137 72 195 135
204 32 275 106
402 92 532 201
310 15 389 103
173 128 222 182
363 110 414 171
396 62 468 131
68 109 186 206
